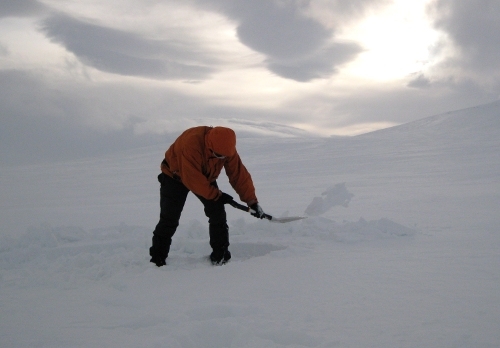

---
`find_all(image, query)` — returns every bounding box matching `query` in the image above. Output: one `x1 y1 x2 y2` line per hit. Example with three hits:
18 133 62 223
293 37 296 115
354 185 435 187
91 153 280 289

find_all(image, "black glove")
219 192 233 204
250 203 265 219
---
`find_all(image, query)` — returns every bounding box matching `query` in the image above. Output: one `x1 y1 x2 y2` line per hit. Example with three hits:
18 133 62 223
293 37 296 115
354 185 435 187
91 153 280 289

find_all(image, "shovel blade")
269 216 307 223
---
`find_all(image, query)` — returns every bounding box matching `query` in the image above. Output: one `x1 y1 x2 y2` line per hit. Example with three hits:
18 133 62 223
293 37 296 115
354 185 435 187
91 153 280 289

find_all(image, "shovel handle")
227 200 273 221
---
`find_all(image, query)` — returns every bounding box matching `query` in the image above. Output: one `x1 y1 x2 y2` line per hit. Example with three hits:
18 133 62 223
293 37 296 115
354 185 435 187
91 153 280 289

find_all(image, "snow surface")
1 101 500 347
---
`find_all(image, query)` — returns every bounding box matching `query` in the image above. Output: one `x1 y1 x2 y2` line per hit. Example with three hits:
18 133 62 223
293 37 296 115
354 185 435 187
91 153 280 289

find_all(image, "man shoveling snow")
149 126 265 266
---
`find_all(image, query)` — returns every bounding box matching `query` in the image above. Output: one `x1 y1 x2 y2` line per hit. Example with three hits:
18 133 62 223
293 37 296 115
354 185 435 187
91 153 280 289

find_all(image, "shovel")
228 200 306 223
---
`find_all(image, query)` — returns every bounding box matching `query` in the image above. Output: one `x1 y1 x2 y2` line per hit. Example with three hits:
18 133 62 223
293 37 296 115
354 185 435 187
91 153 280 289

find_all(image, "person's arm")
224 151 258 205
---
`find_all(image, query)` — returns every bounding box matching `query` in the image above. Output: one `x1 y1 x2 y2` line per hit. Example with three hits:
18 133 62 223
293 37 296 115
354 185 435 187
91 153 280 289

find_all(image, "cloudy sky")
1 0 500 163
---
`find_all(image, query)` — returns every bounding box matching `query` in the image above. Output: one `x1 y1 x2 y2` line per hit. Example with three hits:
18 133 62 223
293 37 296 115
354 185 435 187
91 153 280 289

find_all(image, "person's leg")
150 173 189 266
195 184 231 264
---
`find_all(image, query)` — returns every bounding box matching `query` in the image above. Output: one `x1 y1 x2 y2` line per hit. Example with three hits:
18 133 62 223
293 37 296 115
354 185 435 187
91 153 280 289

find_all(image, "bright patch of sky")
338 0 441 81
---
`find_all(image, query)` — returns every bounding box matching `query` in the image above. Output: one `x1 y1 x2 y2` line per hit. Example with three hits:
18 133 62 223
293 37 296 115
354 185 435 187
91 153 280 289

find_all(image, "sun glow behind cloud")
337 0 440 81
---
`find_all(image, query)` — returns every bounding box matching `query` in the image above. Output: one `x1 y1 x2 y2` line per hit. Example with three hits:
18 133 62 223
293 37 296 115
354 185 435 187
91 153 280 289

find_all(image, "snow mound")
304 183 354 216
0 215 414 288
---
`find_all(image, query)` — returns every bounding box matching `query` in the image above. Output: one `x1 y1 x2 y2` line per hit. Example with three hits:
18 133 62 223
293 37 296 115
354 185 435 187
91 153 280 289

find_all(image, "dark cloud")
0 0 46 18
40 13 214 80
37 1 378 82
267 42 362 81
407 74 431 89
234 1 331 61
193 0 365 81
430 0 500 74
401 0 500 115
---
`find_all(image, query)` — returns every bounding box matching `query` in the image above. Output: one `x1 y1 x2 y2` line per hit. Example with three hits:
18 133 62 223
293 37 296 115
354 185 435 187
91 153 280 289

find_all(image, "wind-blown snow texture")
1 101 500 347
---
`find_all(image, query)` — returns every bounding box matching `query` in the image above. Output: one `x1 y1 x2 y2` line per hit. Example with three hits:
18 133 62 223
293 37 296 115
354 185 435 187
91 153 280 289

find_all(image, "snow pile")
0 223 151 288
304 183 354 216
0 199 415 291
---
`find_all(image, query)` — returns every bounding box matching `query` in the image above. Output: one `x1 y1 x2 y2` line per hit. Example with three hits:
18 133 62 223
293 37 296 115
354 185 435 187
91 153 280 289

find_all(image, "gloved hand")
219 192 233 204
250 203 265 219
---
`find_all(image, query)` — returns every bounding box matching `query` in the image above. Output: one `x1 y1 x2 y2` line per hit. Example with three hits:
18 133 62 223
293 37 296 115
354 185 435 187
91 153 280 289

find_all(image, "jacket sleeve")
178 148 221 200
224 151 258 205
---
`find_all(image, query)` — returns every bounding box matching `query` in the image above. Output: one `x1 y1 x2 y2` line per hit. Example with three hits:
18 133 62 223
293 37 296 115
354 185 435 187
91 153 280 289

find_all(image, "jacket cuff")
246 199 258 206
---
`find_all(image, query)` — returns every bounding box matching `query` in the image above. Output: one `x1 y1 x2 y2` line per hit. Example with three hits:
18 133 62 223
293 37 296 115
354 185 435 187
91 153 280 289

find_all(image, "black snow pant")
149 173 229 266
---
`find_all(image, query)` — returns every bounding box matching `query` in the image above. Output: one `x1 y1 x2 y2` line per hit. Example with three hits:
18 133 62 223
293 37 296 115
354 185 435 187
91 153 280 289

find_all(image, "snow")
1 102 500 347
304 183 354 216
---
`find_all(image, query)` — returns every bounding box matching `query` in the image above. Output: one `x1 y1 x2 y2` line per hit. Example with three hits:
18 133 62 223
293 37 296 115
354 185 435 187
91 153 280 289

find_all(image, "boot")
208 222 230 265
210 248 231 265
149 235 171 267
149 246 167 267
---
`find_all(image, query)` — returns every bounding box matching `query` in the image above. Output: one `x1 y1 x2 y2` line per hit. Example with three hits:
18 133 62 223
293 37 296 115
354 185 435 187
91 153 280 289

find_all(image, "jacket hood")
206 127 236 157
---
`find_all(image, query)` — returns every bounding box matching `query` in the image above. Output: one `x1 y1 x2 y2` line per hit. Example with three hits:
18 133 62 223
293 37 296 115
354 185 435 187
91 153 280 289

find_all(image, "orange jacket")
160 126 258 205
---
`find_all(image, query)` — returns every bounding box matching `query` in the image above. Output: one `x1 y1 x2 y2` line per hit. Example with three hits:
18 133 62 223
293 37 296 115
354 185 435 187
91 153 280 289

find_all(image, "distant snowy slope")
188 118 316 138
240 100 500 232
227 119 315 137
351 99 500 185
360 99 500 140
